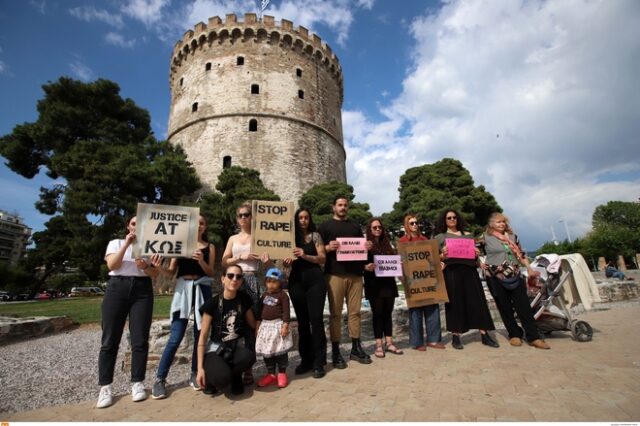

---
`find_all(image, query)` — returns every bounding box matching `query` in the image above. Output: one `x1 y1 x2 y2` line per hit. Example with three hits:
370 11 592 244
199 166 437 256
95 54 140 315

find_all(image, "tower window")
296 68 302 77
237 56 244 65
249 119 257 132
192 102 198 112
223 156 232 169
205 62 212 71
298 90 304 99
180 77 184 87
251 84 259 94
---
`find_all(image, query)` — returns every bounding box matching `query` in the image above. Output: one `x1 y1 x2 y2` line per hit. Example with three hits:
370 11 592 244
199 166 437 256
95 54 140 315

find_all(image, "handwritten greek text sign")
133 203 199 258
251 200 295 260
397 239 448 307
336 237 367 261
446 238 476 260
374 255 403 277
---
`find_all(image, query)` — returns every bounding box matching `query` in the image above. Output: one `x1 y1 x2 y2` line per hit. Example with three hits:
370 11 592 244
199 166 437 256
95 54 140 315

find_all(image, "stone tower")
168 13 346 203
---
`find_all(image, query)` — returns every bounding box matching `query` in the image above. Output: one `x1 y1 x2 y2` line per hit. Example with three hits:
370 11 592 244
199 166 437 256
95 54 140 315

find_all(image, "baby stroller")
523 254 593 342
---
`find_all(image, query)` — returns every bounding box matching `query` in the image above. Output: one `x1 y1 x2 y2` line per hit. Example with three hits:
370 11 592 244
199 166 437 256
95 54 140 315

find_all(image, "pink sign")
445 238 476 260
336 237 367 261
374 255 403 277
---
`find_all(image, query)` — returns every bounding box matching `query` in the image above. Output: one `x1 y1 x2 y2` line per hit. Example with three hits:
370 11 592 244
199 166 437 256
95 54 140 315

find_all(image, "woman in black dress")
363 218 403 358
433 209 498 350
284 208 327 378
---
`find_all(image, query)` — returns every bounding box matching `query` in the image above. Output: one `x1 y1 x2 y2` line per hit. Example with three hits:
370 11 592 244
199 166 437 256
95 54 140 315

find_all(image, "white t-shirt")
105 239 148 277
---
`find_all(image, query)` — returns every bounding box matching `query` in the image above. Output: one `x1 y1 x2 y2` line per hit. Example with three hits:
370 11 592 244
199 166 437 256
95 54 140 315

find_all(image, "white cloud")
121 0 171 27
29 0 46 14
105 32 137 48
69 60 94 82
345 0 640 249
69 6 124 29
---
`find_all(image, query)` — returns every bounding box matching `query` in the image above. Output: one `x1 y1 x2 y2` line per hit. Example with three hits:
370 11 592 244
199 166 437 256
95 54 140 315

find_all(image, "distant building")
0 210 32 265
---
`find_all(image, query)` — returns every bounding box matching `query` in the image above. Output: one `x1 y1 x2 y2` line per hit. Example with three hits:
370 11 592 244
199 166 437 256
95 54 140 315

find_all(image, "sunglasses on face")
447 216 457 220
237 213 251 219
409 221 418 226
371 226 382 231
225 273 243 280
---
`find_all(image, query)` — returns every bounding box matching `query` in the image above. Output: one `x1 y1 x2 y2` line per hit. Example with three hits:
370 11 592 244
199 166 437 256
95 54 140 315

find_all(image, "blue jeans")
156 284 211 379
409 304 442 346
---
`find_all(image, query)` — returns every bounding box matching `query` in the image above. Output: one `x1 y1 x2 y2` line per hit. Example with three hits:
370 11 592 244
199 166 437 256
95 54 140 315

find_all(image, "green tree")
582 201 640 263
199 166 280 250
387 158 501 236
535 239 584 257
298 181 372 227
0 77 200 282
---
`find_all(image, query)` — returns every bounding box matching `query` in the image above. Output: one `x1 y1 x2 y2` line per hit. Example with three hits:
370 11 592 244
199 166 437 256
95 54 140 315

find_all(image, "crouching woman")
196 265 256 395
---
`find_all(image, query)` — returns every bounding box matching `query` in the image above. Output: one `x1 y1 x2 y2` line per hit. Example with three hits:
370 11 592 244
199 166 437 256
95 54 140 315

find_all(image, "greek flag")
261 0 270 11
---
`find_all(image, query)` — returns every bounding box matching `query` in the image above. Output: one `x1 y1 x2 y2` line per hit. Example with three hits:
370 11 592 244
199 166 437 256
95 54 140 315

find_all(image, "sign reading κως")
336 237 367 261
374 255 403 277
397 239 448 308
250 200 295 260
133 203 200 258
445 237 476 260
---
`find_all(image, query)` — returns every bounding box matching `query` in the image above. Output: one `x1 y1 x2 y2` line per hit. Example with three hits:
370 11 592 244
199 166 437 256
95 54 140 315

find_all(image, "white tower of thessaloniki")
167 13 347 203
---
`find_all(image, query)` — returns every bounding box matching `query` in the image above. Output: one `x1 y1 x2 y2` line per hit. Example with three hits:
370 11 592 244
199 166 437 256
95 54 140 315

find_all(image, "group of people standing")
95 197 550 409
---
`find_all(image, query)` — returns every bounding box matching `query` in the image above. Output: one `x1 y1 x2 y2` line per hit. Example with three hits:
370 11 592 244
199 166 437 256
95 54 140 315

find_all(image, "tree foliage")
0 77 200 282
298 181 372 228
386 158 501 236
199 166 280 249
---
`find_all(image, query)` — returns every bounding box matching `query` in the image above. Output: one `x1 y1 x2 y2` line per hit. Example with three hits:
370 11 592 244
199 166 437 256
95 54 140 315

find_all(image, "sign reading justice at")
397 239 448 308
250 200 295 260
133 203 200 258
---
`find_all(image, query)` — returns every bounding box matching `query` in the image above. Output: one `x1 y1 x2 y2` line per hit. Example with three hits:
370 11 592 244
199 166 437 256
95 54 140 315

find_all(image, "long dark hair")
294 208 316 247
199 214 210 243
434 208 468 234
366 217 394 255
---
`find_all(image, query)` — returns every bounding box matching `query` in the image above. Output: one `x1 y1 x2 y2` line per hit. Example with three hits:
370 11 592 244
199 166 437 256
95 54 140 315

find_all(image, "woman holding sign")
364 218 403 358
434 209 498 350
97 216 159 409
481 213 550 349
150 214 216 399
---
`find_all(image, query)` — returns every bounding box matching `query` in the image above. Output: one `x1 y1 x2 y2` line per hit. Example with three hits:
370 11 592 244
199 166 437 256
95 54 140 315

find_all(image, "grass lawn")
0 295 173 324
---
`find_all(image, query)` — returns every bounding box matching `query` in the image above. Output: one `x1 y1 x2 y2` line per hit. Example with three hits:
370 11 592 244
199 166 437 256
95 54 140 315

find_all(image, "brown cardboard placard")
397 239 448 307
251 200 295 260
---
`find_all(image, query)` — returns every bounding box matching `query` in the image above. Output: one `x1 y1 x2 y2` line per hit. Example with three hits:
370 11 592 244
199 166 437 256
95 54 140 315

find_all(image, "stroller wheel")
571 320 593 342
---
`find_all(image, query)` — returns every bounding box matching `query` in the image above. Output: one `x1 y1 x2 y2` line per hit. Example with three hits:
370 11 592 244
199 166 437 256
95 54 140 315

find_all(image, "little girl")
255 267 293 388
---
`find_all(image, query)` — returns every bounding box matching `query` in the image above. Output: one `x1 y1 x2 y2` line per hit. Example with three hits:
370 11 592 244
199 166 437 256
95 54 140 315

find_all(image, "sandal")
374 345 385 358
385 344 404 355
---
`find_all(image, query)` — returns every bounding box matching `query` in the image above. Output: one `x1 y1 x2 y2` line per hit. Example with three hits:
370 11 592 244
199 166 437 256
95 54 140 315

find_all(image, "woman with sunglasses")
363 218 403 358
283 208 328 378
196 265 256 395
222 202 273 384
433 209 498 350
398 214 445 351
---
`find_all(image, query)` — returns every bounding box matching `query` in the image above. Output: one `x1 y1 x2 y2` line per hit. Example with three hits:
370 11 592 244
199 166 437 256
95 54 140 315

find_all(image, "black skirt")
443 263 495 333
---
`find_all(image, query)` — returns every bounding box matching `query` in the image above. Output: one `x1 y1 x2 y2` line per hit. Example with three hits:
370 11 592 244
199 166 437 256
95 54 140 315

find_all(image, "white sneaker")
96 385 113 409
131 381 147 402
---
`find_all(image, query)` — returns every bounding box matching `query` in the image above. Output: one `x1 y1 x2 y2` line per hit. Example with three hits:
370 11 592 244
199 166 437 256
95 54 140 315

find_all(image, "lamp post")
559 219 572 243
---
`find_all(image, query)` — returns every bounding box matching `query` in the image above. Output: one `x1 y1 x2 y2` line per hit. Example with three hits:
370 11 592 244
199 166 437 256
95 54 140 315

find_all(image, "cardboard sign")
374 255 403 277
133 203 200 258
336 237 367 261
446 237 476 260
397 239 448 308
250 200 295 260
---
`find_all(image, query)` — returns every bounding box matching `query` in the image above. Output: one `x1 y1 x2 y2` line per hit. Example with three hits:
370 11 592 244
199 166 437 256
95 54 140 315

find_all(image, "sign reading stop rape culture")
133 203 200 258
250 200 295 260
397 239 448 308
374 255 403 277
336 237 367 261
445 237 476 259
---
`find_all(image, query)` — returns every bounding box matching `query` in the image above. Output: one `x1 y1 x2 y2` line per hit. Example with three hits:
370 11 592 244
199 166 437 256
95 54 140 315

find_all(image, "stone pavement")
6 302 640 422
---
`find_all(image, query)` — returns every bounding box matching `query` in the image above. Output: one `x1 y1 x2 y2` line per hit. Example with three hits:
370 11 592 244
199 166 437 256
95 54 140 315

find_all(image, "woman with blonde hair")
481 212 550 349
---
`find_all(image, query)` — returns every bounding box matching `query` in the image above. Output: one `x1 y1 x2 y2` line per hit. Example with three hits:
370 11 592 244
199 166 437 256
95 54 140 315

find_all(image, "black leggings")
370 296 395 339
264 353 288 374
203 346 256 389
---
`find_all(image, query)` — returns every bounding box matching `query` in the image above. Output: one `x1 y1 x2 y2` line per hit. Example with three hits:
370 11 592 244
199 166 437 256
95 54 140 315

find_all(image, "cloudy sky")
1 0 638 251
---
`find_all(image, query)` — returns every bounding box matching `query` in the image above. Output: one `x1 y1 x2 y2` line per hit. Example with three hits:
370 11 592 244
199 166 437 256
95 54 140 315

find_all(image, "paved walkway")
6 302 640 422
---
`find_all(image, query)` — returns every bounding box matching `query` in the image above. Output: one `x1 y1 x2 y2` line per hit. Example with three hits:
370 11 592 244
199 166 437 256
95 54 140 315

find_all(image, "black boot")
452 334 463 350
481 332 500 348
349 338 372 364
332 342 347 369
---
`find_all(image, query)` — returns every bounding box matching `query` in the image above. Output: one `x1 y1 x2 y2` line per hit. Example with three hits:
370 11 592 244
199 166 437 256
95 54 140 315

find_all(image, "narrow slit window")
237 56 244 65
192 102 198 112
180 77 184 87
296 68 302 77
205 62 212 71
249 119 258 132
251 84 259 94
223 156 232 168
298 90 304 99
